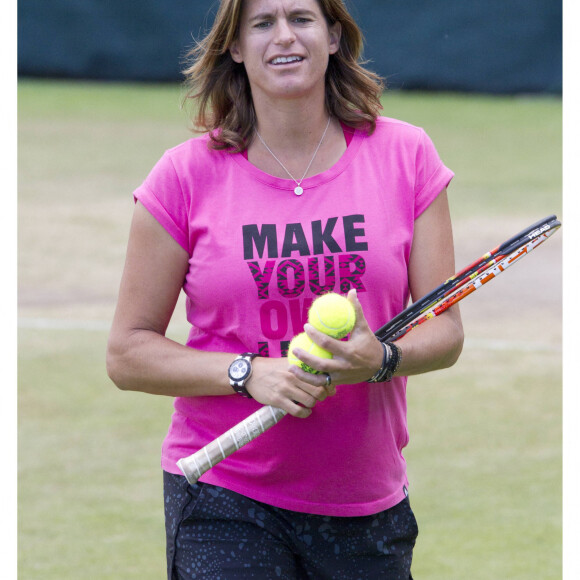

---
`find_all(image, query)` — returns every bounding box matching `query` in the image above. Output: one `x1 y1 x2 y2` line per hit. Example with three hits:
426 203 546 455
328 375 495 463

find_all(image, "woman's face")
229 0 341 104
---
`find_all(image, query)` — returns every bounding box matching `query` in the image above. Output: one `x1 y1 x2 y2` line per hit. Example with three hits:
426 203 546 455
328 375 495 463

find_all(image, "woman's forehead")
240 0 325 18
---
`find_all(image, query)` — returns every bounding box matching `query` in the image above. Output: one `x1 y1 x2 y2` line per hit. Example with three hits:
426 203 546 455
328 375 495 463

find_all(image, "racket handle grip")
177 405 287 484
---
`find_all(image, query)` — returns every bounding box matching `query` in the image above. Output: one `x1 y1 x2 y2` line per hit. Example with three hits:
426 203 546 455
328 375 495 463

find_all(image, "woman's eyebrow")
247 8 318 23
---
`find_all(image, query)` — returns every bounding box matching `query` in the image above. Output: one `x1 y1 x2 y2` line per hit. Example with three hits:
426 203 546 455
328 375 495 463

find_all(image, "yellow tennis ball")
308 293 356 339
287 332 332 374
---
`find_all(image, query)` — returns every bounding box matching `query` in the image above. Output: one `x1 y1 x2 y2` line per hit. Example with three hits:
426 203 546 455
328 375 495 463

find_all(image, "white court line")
17 318 562 353
18 317 111 331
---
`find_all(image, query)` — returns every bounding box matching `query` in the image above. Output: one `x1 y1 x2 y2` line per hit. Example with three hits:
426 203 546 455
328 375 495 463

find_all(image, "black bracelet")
366 342 390 383
366 341 402 383
384 341 402 379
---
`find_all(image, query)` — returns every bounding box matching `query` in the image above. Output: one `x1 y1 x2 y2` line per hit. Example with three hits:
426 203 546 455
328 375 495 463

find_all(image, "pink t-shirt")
134 117 453 517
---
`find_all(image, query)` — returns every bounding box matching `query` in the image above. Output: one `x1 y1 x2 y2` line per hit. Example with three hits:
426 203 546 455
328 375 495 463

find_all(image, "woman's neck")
254 102 331 151
246 109 347 181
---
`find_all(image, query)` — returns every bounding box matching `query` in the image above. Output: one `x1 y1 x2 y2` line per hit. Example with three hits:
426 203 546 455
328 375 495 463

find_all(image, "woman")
107 0 464 578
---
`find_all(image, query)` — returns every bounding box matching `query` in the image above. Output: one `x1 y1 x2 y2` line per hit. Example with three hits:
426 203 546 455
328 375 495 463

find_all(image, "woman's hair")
182 0 385 151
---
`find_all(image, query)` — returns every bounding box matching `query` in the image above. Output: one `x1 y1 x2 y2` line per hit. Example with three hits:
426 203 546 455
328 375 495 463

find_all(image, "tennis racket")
177 215 561 484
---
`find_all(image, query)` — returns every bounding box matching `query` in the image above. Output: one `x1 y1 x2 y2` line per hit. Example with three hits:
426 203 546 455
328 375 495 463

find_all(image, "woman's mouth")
270 56 304 65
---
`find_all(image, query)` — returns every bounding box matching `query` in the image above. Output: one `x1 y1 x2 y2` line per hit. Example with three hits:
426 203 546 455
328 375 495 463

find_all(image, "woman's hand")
287 289 384 389
246 356 337 418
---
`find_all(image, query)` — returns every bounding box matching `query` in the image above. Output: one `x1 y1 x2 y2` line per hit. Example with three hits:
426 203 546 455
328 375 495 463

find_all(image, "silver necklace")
254 116 331 196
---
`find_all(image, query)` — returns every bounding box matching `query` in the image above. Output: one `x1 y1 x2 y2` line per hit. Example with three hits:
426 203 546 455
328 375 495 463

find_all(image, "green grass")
18 329 172 578
18 79 562 579
407 348 562 579
18 80 562 218
381 91 562 218
18 329 562 579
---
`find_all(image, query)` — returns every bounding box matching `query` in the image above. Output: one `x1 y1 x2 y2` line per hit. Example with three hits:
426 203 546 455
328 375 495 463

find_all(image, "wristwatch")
228 353 259 398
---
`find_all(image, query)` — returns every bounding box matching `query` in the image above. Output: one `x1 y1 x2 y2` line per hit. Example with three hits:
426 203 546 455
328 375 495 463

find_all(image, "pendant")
294 186 304 196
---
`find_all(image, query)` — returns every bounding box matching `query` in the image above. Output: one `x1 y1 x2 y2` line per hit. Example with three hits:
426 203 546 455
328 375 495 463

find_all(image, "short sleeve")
414 129 454 218
133 152 190 253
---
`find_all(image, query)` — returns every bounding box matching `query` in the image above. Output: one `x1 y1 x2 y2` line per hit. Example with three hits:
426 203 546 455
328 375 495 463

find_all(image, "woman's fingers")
247 358 334 418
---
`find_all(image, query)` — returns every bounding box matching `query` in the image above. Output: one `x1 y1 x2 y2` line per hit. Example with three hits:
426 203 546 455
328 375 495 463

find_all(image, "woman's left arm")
394 188 464 375
293 189 464 385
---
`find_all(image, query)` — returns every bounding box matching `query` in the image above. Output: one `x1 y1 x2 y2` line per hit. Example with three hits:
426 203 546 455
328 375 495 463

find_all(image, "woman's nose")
274 18 296 46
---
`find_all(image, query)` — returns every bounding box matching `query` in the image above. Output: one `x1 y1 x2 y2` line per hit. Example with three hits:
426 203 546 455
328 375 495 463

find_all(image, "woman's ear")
229 41 244 63
328 22 342 55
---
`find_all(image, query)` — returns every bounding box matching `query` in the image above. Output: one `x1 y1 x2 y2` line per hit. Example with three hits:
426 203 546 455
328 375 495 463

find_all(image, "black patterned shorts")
164 472 417 579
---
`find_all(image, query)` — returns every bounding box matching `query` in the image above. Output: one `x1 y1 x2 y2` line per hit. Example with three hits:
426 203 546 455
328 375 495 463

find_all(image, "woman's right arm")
106 202 331 415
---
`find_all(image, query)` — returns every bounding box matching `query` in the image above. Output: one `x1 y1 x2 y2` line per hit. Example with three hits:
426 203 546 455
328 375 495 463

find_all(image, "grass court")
18 80 562 578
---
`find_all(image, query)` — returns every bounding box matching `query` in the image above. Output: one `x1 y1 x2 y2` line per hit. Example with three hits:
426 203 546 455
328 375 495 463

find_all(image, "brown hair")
182 0 384 151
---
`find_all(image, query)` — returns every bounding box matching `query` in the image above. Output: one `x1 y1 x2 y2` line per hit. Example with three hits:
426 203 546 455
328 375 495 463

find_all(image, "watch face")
229 359 250 380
